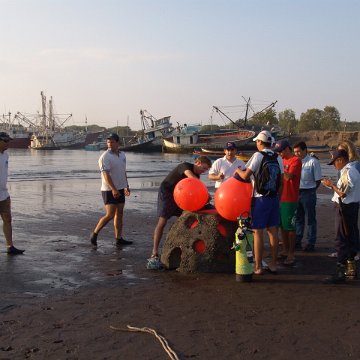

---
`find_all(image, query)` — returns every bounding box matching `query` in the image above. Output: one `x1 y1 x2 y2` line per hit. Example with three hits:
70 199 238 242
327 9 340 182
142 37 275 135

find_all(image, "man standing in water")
90 133 132 249
0 132 25 255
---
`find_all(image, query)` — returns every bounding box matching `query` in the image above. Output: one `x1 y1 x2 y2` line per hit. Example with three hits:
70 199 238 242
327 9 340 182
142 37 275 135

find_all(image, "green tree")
248 109 278 127
320 106 341 130
278 109 297 134
298 108 322 132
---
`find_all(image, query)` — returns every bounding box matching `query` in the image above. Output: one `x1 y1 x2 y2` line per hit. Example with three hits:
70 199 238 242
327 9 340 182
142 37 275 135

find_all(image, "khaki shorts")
0 197 11 214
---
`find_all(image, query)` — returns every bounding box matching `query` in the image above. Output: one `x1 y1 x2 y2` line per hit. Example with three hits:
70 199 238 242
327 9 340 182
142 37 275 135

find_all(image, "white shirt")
300 154 322 189
246 149 284 197
332 163 360 204
98 150 128 191
0 151 9 201
209 156 246 188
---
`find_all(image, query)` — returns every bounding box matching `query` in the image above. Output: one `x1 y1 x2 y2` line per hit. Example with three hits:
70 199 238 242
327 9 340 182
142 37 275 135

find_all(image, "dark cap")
273 139 291 152
225 141 237 150
106 133 120 142
0 132 13 141
327 149 349 165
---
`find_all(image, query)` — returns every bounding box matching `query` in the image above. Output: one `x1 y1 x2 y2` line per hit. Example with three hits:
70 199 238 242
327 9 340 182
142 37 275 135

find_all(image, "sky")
0 0 359 130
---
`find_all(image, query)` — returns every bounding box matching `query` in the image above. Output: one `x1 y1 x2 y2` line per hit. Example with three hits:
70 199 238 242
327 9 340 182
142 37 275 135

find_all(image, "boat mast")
242 97 251 127
40 91 47 130
49 96 55 131
213 106 241 129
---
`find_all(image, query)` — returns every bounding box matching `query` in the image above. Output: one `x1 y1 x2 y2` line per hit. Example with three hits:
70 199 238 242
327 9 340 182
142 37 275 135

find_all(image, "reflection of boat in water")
192 149 251 162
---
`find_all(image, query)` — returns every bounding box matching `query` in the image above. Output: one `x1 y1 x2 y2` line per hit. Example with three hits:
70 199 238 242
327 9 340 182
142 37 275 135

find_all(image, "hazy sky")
1 0 359 130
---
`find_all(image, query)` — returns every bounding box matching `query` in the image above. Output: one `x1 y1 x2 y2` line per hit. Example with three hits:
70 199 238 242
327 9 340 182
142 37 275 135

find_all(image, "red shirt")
280 155 302 202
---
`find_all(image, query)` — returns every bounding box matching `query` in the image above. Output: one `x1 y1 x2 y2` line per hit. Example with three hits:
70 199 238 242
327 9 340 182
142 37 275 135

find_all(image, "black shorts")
157 187 182 219
101 189 125 205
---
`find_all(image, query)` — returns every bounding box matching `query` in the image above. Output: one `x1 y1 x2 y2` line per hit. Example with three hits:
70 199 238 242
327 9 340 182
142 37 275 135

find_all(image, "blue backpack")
254 151 281 197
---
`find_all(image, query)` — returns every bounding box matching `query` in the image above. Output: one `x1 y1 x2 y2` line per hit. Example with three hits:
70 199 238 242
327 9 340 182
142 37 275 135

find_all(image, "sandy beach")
1 184 360 360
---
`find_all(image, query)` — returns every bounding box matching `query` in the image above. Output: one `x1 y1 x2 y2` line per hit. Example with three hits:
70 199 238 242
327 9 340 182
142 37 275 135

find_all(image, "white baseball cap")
253 130 273 143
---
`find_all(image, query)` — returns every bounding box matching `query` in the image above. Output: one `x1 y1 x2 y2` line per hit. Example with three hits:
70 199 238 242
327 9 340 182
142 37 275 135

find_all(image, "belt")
299 188 316 192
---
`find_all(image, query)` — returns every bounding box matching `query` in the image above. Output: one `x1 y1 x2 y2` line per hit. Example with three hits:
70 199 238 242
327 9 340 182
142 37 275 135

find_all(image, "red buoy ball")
173 178 209 212
214 177 253 221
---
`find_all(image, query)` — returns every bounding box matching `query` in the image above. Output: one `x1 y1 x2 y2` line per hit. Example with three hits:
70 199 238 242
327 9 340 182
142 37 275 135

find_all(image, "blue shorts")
251 195 280 229
101 189 125 205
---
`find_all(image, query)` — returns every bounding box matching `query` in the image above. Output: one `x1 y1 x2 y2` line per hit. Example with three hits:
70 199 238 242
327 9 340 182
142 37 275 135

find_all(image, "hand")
219 173 225 180
124 187 130 196
112 189 120 198
321 178 333 189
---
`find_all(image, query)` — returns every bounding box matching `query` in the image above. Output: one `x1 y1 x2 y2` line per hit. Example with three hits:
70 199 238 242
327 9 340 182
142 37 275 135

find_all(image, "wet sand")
1 186 360 359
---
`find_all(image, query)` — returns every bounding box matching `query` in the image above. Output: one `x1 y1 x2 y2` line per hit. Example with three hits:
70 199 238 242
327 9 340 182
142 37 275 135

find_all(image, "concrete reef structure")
160 210 238 273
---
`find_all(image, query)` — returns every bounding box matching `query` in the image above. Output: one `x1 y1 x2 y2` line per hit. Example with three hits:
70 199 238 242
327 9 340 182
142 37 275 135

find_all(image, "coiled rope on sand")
110 324 180 360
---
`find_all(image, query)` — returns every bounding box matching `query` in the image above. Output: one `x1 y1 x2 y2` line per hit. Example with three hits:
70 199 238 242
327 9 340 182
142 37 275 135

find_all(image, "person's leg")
305 190 317 246
295 194 305 246
93 204 116 234
152 216 168 257
1 212 13 247
267 226 278 271
114 203 125 239
286 231 296 262
253 229 264 273
280 229 289 257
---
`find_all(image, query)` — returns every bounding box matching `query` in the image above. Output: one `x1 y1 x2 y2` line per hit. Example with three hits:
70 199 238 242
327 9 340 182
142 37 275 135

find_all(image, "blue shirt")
299 154 322 189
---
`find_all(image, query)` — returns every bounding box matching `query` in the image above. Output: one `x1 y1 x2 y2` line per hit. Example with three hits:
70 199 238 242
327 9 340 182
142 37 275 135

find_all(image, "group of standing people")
87 131 359 283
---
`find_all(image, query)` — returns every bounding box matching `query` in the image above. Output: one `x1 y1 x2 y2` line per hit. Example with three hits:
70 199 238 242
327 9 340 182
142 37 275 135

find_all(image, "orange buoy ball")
214 177 253 221
173 178 209 212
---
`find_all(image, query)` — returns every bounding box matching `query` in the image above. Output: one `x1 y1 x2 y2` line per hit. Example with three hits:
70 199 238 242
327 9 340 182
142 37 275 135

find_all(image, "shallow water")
7 148 337 216
7 149 193 215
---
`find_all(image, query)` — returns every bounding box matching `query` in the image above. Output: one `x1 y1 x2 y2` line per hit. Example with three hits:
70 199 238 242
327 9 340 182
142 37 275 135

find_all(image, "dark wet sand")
1 186 360 360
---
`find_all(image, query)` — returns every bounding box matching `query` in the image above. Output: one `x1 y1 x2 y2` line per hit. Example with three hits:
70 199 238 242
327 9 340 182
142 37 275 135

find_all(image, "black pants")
335 202 359 264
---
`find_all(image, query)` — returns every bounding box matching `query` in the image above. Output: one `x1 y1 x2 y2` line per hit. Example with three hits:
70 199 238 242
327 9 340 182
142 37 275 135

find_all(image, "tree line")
201 106 359 134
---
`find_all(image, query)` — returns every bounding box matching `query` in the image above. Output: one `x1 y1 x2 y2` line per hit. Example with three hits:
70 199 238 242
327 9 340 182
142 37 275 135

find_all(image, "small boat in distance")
192 149 251 162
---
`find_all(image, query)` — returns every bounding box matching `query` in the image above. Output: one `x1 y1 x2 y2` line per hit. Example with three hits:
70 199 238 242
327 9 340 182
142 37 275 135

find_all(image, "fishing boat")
16 92 88 150
162 124 255 153
117 110 174 152
306 145 332 153
0 112 33 148
84 132 108 151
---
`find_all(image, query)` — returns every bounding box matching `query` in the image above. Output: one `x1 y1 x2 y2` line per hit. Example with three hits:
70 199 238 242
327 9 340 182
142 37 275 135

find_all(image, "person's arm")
234 167 253 181
321 178 346 199
208 172 224 181
124 170 130 196
184 169 197 178
314 159 322 189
